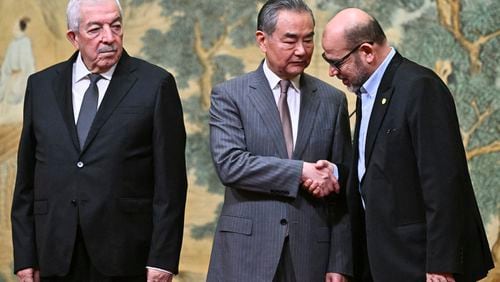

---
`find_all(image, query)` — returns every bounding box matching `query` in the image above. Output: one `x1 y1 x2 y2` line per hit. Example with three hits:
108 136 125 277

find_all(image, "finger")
302 178 313 188
308 182 319 192
312 187 323 198
315 160 329 169
333 180 340 193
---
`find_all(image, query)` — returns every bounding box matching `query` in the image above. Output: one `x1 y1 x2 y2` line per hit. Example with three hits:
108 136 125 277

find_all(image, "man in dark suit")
11 0 187 281
207 0 353 281
321 8 494 282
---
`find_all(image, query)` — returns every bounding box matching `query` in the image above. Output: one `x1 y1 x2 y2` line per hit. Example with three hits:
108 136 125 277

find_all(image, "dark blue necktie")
77 73 102 149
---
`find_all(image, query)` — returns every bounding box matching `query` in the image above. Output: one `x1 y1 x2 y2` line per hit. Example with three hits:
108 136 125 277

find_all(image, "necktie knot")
77 73 103 149
279 80 291 95
89 73 103 85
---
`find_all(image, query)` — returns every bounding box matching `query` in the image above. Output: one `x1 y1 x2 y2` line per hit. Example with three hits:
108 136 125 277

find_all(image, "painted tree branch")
466 140 500 161
194 15 253 109
194 20 216 109
460 100 499 160
435 0 500 73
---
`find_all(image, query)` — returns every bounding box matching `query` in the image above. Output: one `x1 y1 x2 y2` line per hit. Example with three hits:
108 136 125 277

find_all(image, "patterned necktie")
77 73 102 149
278 80 293 158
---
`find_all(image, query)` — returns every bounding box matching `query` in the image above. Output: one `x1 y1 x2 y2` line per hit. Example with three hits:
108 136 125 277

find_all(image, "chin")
287 67 306 77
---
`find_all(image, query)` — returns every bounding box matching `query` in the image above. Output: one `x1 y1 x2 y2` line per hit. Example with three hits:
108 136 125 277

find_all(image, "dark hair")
19 17 30 31
345 16 386 48
257 0 315 35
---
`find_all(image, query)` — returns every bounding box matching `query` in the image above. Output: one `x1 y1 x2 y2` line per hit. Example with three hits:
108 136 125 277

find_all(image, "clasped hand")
301 160 339 198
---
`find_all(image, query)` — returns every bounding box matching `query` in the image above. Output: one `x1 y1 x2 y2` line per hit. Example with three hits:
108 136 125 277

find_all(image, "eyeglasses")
322 42 373 70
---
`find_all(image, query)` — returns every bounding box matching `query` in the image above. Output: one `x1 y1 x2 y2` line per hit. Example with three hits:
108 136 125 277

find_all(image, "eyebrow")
283 31 315 38
87 16 122 27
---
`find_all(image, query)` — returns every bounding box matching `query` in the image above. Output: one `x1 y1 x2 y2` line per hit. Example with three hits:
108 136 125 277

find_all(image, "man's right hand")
16 268 40 282
301 161 338 198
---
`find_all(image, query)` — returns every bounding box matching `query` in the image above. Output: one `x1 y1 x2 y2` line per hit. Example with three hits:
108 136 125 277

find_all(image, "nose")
329 65 339 77
101 25 114 43
294 42 306 56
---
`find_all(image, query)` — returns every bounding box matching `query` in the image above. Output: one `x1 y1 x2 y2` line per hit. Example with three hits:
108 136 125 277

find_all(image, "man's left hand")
325 272 348 282
147 268 173 282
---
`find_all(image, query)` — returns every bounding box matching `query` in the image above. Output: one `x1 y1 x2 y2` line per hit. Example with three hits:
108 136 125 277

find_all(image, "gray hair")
66 0 123 32
257 0 315 35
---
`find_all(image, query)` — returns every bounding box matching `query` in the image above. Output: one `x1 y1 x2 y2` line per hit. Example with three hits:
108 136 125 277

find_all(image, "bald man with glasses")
321 8 493 282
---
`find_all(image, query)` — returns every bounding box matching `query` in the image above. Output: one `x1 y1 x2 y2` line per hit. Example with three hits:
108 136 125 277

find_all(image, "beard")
347 54 371 93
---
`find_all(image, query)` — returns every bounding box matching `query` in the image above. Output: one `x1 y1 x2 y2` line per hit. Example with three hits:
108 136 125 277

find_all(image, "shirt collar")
362 47 396 98
74 52 117 82
262 59 301 92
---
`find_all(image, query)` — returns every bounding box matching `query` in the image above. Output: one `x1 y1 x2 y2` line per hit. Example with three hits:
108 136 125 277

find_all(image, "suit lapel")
53 52 81 151
364 53 403 167
247 66 289 159
352 96 362 179
293 74 319 158
82 51 138 152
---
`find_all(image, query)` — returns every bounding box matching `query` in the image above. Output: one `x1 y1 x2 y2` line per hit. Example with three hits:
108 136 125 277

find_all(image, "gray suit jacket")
207 64 353 281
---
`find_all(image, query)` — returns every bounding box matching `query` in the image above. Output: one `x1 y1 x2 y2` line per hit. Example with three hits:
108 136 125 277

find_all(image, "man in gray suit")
207 0 352 281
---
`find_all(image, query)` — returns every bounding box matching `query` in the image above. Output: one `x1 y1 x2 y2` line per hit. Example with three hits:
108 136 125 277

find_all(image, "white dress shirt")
262 60 339 178
263 60 301 147
71 52 116 123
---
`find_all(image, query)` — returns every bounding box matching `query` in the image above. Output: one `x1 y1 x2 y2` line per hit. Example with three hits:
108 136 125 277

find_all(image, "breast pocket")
114 106 149 115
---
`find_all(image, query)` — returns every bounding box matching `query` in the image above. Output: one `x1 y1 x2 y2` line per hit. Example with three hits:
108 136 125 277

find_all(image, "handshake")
301 160 339 198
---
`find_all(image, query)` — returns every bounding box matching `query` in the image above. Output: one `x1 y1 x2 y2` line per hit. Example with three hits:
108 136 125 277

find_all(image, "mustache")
97 45 117 53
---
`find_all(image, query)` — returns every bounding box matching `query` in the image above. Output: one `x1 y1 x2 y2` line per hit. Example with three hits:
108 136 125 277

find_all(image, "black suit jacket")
11 51 188 276
348 52 493 281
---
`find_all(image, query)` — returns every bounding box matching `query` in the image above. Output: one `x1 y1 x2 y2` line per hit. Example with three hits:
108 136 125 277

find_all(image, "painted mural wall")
0 0 498 281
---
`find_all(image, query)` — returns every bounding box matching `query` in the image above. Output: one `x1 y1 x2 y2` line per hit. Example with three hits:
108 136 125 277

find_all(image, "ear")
66 30 79 49
255 30 267 53
359 43 374 64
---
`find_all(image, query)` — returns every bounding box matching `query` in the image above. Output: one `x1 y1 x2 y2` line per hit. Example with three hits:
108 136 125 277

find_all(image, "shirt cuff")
332 163 339 180
146 266 173 275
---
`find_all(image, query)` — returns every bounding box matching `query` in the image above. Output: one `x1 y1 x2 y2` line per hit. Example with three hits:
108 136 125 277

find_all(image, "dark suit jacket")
207 64 353 281
348 52 494 281
11 51 188 276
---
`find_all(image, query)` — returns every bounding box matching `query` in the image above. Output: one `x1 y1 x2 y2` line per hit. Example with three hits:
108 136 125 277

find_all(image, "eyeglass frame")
322 41 373 71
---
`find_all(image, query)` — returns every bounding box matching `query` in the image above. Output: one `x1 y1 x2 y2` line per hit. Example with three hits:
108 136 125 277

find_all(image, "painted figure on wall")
0 17 35 106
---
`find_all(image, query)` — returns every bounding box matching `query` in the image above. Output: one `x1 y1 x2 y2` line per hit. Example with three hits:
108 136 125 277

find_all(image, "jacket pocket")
118 198 153 214
218 215 252 235
33 200 48 215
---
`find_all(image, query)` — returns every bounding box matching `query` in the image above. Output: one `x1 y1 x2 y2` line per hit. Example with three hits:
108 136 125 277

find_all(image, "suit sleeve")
327 92 353 276
407 74 465 274
11 77 39 273
209 85 303 198
147 73 187 274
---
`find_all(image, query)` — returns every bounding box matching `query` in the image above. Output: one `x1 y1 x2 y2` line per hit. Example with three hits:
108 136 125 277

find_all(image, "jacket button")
76 161 84 168
280 219 288 225
71 200 77 206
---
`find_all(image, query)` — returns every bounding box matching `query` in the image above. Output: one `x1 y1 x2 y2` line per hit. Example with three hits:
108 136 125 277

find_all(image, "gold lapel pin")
381 98 387 105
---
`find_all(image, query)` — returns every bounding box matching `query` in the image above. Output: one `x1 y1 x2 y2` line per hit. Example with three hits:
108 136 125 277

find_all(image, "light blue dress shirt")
358 48 396 205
